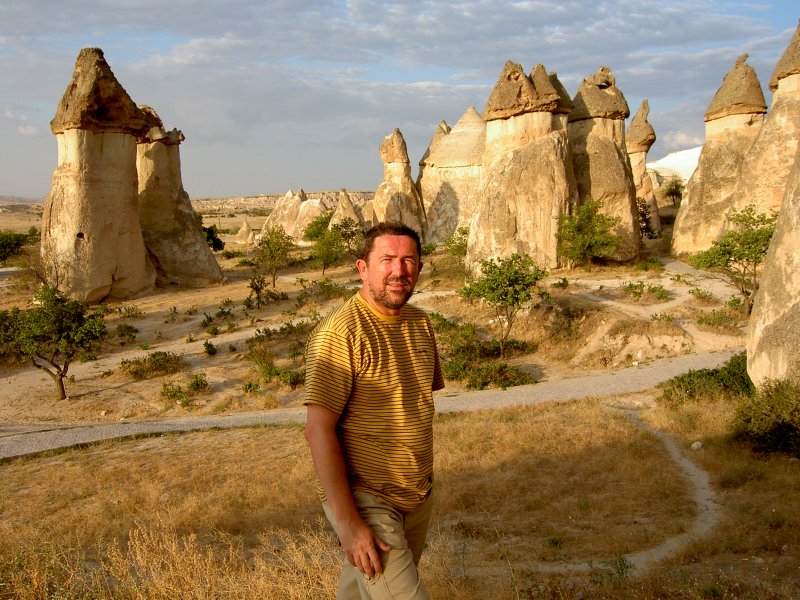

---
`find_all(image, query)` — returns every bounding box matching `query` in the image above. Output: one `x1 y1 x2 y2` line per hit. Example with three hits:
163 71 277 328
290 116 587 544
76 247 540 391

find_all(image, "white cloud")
0 0 793 197
18 125 38 136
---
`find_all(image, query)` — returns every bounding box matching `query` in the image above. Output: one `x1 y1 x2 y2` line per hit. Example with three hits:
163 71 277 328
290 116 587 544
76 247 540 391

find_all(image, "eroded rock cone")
672 54 766 255
725 23 800 222
417 106 485 243
372 128 428 239
466 62 576 271
626 100 661 234
330 188 366 229
136 106 223 287
746 148 800 387
568 66 640 262
41 47 154 302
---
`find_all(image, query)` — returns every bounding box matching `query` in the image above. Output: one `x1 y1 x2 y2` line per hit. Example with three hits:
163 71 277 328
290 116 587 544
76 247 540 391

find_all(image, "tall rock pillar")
626 99 661 234
136 106 223 287
417 107 485 243
568 67 640 262
466 62 575 270
372 128 428 239
726 22 800 220
746 149 800 387
41 47 154 302
671 54 767 254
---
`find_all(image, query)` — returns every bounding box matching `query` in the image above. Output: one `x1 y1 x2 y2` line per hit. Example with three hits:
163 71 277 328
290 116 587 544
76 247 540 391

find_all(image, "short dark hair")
360 221 422 262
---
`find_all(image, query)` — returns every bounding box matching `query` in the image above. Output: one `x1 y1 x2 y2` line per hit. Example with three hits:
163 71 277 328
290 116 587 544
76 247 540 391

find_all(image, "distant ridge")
0 196 43 205
647 146 702 181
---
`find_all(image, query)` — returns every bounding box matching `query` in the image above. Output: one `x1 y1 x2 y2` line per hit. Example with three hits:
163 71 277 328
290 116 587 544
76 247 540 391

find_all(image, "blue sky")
0 0 796 199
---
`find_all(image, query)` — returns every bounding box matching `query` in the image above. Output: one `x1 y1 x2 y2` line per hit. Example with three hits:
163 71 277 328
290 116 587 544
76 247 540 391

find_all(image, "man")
304 221 445 600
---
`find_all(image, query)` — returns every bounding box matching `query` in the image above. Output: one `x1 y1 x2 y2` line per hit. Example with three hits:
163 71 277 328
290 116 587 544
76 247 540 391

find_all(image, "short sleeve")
304 327 355 414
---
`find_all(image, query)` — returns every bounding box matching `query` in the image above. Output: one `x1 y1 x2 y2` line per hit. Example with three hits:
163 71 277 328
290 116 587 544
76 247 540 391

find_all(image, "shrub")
689 287 715 303
0 230 30 263
203 224 225 252
295 277 355 307
657 351 754 406
421 242 437 256
278 369 305 389
115 323 139 343
429 312 533 390
696 309 740 332
636 197 657 239
443 226 469 258
187 372 209 393
634 258 663 272
550 277 569 289
556 200 622 267
161 382 188 405
117 305 144 319
203 340 217 356
733 380 800 456
619 281 669 302
119 351 186 379
220 249 244 259
242 380 260 393
248 274 289 308
545 304 586 341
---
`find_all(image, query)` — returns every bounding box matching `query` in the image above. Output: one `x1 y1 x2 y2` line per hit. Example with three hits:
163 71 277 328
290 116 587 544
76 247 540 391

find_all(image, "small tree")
302 212 334 242
556 201 622 268
0 231 29 264
256 223 294 287
203 224 225 252
664 176 684 207
331 217 365 259
0 287 106 400
460 253 547 358
636 197 657 240
313 229 344 275
690 205 777 315
444 226 469 258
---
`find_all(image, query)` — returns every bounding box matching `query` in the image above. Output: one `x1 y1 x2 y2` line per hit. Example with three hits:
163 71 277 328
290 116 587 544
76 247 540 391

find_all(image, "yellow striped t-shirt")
304 291 445 511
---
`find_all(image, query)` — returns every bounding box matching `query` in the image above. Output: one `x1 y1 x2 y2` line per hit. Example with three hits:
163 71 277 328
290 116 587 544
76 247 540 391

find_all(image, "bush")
187 372 209 393
636 197 657 239
556 200 622 267
203 340 217 356
619 281 669 302
696 309 740 332
634 258 663 272
658 351 754 407
119 351 186 379
429 312 533 390
443 227 469 258
689 287 715 303
302 212 334 242
295 277 355 307
733 380 800 456
115 323 138 343
0 231 29 263
220 249 244 259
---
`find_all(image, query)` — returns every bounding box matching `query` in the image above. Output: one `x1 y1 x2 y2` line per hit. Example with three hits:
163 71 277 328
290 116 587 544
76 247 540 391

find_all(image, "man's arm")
304 404 390 578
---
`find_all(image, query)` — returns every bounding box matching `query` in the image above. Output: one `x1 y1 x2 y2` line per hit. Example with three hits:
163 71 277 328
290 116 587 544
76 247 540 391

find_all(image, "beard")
367 276 414 310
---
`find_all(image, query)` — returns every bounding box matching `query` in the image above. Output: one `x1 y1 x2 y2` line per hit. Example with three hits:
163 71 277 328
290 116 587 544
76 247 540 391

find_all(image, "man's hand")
338 515 392 578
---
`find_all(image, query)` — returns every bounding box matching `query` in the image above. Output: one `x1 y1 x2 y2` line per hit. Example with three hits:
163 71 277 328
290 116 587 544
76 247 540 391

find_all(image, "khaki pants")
322 489 433 600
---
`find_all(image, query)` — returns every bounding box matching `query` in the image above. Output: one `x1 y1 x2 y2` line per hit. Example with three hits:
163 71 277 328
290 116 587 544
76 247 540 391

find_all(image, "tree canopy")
0 287 107 400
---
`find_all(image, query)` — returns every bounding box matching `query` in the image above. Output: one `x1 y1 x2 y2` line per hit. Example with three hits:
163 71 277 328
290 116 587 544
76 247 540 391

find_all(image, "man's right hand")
338 515 392 578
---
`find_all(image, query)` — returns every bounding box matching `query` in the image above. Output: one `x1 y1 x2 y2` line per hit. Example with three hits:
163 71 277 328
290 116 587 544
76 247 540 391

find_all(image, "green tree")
444 226 469 258
302 212 334 242
313 229 344 275
690 205 777 315
556 201 622 268
459 253 547 358
0 287 107 400
331 217 365 258
636 197 657 240
256 223 294 287
203 224 225 252
664 176 684 207
0 231 30 264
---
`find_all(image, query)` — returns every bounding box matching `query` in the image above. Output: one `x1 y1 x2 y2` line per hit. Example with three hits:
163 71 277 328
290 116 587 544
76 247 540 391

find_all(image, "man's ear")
356 258 368 279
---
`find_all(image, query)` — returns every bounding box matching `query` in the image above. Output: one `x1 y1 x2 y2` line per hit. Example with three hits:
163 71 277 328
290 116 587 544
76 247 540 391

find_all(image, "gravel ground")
0 347 739 460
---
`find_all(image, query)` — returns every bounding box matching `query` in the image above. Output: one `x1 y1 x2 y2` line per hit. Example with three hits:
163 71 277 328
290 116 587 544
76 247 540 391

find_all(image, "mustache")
385 277 412 285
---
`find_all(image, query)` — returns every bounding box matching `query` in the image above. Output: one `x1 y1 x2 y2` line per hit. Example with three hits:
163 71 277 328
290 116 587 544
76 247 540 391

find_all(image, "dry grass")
0 399 724 599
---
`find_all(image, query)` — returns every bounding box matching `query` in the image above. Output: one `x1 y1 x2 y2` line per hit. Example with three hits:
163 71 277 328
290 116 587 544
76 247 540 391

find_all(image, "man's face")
356 234 422 316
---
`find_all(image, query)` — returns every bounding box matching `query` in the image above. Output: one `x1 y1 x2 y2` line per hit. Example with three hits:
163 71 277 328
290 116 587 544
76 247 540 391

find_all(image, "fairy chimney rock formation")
466 61 576 271
235 220 255 245
747 149 800 387
548 72 574 129
260 188 327 242
672 54 767 255
372 128 428 238
568 66 640 262
330 188 366 229
417 106 486 242
725 25 800 226
626 100 661 233
136 106 223 287
42 47 154 302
